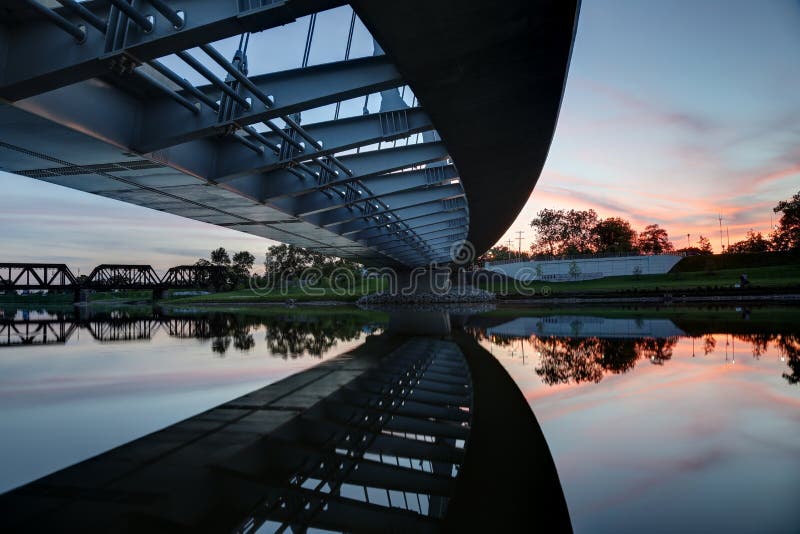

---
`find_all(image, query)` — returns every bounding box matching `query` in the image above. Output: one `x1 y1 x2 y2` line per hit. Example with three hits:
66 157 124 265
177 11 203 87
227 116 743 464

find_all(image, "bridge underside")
0 1 578 267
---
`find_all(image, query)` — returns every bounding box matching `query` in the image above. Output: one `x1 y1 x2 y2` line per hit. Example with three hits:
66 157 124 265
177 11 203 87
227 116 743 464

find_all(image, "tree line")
481 189 800 263
195 244 361 289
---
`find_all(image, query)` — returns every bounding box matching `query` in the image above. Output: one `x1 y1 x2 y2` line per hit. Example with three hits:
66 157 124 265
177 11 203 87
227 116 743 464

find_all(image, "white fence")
484 254 683 282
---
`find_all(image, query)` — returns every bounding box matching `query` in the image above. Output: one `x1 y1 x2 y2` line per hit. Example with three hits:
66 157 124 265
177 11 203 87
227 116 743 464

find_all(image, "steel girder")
302 183 464 228
139 56 405 153
332 196 468 236
229 141 450 202
0 1 471 268
348 210 467 240
214 106 434 180
0 0 347 101
350 209 468 241
280 164 457 217
360 217 468 248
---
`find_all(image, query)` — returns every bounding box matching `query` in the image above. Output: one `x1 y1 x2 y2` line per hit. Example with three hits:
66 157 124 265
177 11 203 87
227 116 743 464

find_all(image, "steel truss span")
0 262 225 291
0 1 579 267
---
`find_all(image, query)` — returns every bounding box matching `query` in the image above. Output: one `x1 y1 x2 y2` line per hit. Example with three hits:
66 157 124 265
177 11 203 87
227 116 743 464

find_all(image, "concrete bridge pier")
393 266 452 295
152 288 168 301
72 288 90 304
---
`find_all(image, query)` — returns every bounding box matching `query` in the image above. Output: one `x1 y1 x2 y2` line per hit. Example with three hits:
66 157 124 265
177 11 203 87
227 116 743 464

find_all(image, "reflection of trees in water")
703 335 716 355
472 327 800 387
174 313 374 358
264 316 368 359
531 336 678 385
730 333 800 384
774 335 800 385
187 314 255 357
534 337 605 385
637 338 675 365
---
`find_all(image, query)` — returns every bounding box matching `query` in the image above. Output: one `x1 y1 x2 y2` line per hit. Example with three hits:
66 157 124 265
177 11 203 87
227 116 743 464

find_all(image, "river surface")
1 303 798 533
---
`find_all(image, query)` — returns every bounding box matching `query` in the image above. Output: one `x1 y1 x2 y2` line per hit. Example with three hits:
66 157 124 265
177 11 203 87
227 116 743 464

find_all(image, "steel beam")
0 0 346 100
222 141 449 201
379 232 466 255
349 209 468 241
280 164 457 217
213 107 434 180
138 56 404 152
302 183 464 227
390 245 454 265
361 218 467 248
331 196 468 236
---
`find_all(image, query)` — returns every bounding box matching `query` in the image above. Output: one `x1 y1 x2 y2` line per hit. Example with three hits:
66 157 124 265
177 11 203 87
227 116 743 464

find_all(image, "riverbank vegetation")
480 189 800 264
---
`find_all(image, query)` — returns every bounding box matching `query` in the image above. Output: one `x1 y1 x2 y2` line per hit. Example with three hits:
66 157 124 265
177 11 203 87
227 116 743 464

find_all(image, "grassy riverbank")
162 278 386 305
482 264 800 298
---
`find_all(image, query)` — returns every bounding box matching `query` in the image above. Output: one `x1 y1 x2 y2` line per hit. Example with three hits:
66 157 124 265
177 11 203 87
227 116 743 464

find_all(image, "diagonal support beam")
222 141 449 201
379 231 466 255
137 56 404 152
279 165 457 217
361 218 468 248
213 107 434 180
0 0 346 101
301 183 464 227
331 196 468 236
350 209 468 241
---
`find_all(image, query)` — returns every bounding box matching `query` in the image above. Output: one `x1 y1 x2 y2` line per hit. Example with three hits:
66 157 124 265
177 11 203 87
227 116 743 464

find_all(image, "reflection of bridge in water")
0 309 375 360
486 316 686 339
0 315 213 346
0 323 572 532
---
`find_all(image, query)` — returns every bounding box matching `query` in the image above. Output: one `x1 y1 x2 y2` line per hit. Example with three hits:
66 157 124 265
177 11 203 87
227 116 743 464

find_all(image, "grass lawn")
481 264 800 297
160 303 389 322
162 278 386 304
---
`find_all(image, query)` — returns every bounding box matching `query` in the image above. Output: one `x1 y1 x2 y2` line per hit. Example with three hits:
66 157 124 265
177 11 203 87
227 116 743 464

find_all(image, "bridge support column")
153 288 168 301
394 267 452 295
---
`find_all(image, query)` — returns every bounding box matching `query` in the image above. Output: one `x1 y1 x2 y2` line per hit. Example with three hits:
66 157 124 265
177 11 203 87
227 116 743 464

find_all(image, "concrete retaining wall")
484 254 682 282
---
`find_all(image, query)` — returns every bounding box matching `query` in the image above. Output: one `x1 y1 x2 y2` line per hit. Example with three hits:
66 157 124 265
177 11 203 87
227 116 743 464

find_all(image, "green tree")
530 208 598 256
637 224 674 254
727 229 771 254
231 251 256 282
591 217 638 254
771 190 800 251
264 244 361 283
210 247 231 266
265 244 317 280
530 208 566 256
697 235 713 255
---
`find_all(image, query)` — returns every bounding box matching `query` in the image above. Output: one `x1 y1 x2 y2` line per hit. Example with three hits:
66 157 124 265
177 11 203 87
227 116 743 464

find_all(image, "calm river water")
0 303 798 533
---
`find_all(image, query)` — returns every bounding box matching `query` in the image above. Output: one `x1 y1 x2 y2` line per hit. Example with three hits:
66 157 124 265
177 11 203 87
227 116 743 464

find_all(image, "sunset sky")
1 0 798 271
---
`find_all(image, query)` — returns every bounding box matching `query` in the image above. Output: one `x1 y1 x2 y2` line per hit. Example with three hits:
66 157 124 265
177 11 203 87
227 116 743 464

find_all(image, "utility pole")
687 233 690 249
718 214 724 253
726 226 730 250
515 230 524 256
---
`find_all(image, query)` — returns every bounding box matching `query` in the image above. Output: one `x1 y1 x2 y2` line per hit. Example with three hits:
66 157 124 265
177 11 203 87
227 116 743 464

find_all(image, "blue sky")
1 0 799 271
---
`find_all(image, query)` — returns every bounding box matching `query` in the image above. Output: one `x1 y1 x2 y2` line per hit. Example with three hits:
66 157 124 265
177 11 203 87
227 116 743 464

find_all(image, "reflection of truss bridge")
0 319 77 346
0 316 218 346
85 319 161 343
